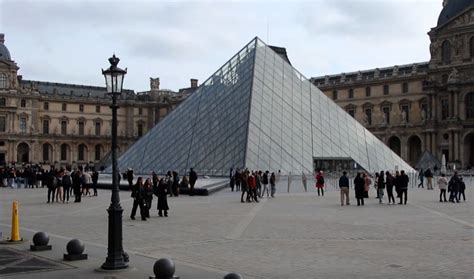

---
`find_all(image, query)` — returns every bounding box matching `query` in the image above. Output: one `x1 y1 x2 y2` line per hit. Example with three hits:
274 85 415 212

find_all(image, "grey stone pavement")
0 176 472 278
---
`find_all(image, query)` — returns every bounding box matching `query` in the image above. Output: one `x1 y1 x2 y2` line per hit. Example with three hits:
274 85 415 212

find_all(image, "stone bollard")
149 258 179 279
63 239 88 261
224 273 244 279
30 232 52 251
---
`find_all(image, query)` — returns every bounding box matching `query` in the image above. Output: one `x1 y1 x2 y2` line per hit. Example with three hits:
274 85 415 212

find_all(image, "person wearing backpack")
315 170 325 197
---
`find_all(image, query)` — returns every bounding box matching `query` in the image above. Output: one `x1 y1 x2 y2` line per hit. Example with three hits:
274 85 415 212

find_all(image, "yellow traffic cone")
9 201 22 242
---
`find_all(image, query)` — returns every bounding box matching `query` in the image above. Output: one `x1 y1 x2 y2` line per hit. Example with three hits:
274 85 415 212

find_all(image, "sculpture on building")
340 73 346 83
393 65 399 76
357 71 362 81
430 40 440 58
421 109 427 122
324 75 329 85
374 68 380 79
447 68 459 84
150 77 160 91
411 63 418 74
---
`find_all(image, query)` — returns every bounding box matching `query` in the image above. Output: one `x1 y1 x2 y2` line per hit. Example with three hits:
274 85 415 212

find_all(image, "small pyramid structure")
415 150 442 171
114 37 414 175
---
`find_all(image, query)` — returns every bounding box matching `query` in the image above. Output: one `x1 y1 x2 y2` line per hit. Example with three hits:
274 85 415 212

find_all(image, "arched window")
0 74 7 89
78 144 87 161
20 99 26 108
466 93 474 119
60 144 69 161
441 40 451 64
95 145 102 161
471 37 474 58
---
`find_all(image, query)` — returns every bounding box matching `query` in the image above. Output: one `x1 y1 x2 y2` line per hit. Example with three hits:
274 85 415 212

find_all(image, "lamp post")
101 54 128 270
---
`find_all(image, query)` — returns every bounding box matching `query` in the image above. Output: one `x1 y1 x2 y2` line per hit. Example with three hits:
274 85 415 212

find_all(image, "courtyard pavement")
0 176 472 278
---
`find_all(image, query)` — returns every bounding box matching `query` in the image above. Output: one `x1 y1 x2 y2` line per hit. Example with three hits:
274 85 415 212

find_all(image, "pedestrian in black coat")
72 170 82 203
172 171 179 197
156 178 169 217
449 172 461 203
354 172 365 206
385 171 395 204
189 168 198 196
92 169 99 196
130 177 147 221
458 177 466 201
398 170 409 205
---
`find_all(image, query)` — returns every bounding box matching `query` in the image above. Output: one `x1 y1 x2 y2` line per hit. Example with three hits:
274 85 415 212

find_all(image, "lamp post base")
101 205 128 270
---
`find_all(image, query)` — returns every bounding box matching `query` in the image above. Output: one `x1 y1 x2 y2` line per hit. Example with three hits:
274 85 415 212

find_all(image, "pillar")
454 132 460 162
454 91 459 119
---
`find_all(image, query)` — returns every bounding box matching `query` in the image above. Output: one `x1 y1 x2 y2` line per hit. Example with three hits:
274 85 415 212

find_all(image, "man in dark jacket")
398 170 409 205
449 172 461 203
92 169 99 196
126 168 134 190
189 168 197 196
339 171 350 206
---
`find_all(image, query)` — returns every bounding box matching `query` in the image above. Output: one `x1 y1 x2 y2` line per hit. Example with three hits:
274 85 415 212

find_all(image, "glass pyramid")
115 37 414 175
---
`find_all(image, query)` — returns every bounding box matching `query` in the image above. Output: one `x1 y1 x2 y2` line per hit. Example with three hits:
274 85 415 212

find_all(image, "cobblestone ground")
0 177 472 278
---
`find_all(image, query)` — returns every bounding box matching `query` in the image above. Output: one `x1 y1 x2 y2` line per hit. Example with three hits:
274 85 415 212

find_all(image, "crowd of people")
126 168 198 221
229 168 278 203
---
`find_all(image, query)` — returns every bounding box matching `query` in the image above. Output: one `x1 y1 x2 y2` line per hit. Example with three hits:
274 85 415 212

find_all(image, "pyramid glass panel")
114 37 414 175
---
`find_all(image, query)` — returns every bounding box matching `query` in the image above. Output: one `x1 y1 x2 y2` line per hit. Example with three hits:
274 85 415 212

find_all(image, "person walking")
458 177 466 202
287 171 292 193
126 168 134 190
156 178 169 217
234 169 241 192
437 173 448 202
72 169 82 203
229 168 235 192
385 171 395 204
130 177 147 221
315 171 325 196
398 170 409 205
143 178 153 218
418 168 424 188
377 171 385 204
425 168 433 190
448 171 461 203
375 172 380 199
240 170 249 203
249 171 259 202
46 170 57 203
92 169 99 196
62 169 72 203
302 172 307 192
262 171 269 197
339 171 350 206
256 171 262 198
354 172 365 206
189 168 198 196
270 172 276 198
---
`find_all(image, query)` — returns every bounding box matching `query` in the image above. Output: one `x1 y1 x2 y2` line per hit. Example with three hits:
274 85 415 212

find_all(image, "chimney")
0 34 4 44
190 79 198 88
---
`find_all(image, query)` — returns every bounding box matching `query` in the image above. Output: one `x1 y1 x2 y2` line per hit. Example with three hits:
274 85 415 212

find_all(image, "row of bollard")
7 201 243 278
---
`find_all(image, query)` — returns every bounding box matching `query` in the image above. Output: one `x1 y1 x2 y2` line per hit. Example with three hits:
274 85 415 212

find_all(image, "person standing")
458 177 466 202
234 169 241 192
156 178 169 217
92 169 99 196
143 178 153 218
72 169 82 203
394 171 401 199
354 172 365 206
130 177 147 221
302 172 307 192
256 171 262 198
425 168 433 190
62 169 72 203
249 171 259 202
418 168 424 188
448 171 461 203
339 171 350 206
126 168 134 190
82 171 92 197
172 171 180 197
229 168 235 192
385 171 395 204
363 173 371 199
270 172 276 198
375 172 380 199
46 170 56 203
399 170 409 205
315 171 325 197
240 170 248 203
377 171 385 204
189 168 198 196
287 171 292 193
262 171 269 197
437 173 448 202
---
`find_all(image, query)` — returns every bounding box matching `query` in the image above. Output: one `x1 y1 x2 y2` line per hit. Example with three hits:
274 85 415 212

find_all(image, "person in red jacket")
315 170 325 197
247 171 259 202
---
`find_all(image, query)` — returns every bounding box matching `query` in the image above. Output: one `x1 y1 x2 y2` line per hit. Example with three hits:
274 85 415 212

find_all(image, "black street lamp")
101 54 128 270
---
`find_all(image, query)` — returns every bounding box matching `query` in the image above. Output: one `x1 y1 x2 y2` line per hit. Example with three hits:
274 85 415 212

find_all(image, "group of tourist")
44 166 99 203
229 168 278 202
127 168 198 221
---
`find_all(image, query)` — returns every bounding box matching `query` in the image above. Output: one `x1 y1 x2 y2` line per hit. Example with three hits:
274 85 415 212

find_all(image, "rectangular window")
43 145 49 162
365 87 371 97
96 105 100 113
401 105 410 123
402 82 409 93
383 85 389 95
441 99 449 120
138 108 143 115
332 90 337 100
348 89 354 99
365 109 372 125
78 121 84 135
43 102 49 110
95 122 101 136
0 116 5 132
43 120 49 134
60 145 67 161
382 107 390 124
137 124 143 137
61 120 67 135
79 104 84 112
19 117 27 133
62 103 67 111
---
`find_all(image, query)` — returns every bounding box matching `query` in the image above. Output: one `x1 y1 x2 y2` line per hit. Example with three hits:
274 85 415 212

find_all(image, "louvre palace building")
311 0 474 169
0 33 196 167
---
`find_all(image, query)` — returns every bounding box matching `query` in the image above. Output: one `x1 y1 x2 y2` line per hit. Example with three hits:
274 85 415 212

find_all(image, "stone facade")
311 2 474 169
0 34 196 168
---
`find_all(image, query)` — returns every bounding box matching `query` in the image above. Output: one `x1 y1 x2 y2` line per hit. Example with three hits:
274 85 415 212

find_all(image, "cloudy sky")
1 0 441 92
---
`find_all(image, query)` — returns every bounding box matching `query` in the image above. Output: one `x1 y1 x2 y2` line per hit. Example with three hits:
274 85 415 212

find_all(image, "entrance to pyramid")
313 158 361 173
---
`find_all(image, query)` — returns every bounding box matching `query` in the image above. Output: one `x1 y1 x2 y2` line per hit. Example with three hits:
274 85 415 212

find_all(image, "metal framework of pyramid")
115 37 414 175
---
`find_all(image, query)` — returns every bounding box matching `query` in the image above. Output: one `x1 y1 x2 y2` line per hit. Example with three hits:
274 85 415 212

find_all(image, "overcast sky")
0 0 442 92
